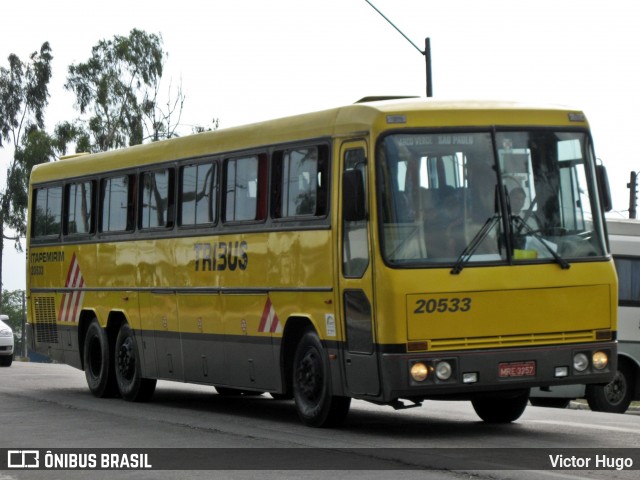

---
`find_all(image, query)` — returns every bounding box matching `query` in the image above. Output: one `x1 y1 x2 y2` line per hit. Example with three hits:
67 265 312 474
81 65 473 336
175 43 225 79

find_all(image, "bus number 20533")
413 297 472 314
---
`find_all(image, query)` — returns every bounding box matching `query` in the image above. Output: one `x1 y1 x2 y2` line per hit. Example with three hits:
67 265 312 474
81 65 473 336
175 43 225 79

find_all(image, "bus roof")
31 98 588 184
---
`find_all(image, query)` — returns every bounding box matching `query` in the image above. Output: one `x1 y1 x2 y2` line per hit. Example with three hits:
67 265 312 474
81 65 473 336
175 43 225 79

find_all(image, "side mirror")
596 164 613 212
343 169 366 222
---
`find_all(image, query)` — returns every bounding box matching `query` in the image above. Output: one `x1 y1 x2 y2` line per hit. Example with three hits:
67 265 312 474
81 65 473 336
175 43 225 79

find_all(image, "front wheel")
114 323 156 402
0 355 12 367
472 390 529 423
293 329 350 427
586 362 634 414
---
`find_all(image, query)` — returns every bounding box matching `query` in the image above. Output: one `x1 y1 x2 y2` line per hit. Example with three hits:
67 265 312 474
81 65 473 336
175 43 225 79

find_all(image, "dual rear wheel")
83 319 155 402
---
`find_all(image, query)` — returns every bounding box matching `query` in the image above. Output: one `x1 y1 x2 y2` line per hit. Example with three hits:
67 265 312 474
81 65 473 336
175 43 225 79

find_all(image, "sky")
1 0 639 291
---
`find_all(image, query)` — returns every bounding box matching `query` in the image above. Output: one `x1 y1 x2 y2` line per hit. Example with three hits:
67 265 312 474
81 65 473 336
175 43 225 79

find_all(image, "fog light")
573 353 589 372
462 372 478 384
592 351 608 370
555 366 569 378
435 361 452 381
410 362 429 382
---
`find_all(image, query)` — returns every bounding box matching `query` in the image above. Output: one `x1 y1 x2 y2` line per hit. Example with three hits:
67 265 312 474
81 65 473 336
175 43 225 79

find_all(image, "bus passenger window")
273 146 328 218
66 181 94 235
101 175 134 232
180 162 217 226
32 186 63 238
224 155 266 222
140 169 174 229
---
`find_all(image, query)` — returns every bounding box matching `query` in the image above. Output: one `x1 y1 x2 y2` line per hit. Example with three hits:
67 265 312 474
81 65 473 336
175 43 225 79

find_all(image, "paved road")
1 362 638 480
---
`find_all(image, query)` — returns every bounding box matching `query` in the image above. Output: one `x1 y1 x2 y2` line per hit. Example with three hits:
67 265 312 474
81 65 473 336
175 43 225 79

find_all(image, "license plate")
499 361 536 378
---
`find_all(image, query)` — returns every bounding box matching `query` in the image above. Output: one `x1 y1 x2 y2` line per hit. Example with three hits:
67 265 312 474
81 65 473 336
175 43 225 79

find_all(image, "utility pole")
364 0 433 97
628 171 638 219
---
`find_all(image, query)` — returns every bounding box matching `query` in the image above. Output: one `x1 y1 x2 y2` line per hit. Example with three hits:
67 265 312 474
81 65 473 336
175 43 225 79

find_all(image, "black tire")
529 397 571 409
586 362 634 414
293 329 350 427
472 389 530 423
114 323 156 402
0 355 12 367
83 319 118 398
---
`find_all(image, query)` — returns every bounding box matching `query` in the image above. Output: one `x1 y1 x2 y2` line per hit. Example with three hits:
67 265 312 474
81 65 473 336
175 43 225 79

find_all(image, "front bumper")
378 341 617 402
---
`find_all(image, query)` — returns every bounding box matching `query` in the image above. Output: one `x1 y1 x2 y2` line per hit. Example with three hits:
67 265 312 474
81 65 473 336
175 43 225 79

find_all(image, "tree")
0 42 54 310
60 29 185 154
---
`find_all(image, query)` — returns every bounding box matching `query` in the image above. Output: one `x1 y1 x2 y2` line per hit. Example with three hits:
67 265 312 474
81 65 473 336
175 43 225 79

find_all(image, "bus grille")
34 296 59 344
428 331 596 351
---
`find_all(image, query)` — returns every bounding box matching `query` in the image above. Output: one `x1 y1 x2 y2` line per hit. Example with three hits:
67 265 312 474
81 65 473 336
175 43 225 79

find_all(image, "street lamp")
364 0 433 97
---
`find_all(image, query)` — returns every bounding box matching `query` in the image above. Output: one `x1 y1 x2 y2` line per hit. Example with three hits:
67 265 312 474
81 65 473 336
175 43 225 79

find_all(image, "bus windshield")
377 130 607 268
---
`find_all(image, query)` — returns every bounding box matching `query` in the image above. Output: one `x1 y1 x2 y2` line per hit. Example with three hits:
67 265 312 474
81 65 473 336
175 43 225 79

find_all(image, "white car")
0 314 14 367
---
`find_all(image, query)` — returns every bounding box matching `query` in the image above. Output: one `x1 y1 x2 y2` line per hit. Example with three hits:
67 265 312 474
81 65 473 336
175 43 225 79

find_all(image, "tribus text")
194 241 249 272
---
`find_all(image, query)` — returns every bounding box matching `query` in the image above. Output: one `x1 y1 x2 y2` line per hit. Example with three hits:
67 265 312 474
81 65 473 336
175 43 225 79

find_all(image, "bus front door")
339 140 380 397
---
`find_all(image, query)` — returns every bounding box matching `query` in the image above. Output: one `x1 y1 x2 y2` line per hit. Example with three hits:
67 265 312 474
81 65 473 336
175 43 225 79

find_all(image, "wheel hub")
604 371 626 405
297 351 322 401
117 338 135 381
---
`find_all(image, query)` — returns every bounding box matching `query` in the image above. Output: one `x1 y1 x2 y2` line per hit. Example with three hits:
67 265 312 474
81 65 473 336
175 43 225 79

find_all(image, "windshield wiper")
511 215 570 270
451 214 501 275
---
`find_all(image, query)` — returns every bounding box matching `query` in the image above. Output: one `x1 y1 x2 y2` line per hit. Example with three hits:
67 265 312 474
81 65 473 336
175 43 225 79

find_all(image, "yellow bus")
26 98 617 426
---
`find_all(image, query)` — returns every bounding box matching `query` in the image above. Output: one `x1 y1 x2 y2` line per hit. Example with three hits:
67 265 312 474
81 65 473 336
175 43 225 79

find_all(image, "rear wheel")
293 329 350 427
83 319 117 397
472 390 529 423
114 323 156 402
586 362 634 413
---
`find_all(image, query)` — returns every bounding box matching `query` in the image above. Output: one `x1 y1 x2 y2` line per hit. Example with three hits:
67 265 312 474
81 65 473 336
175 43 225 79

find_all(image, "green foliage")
1 43 54 251
0 42 53 148
63 29 174 152
6 128 55 237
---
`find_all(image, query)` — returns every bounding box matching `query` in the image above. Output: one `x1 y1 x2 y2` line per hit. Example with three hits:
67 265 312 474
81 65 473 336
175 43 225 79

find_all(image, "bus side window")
65 181 94 235
272 145 328 219
224 155 267 223
32 186 63 239
101 174 135 232
179 162 217 226
140 168 174 229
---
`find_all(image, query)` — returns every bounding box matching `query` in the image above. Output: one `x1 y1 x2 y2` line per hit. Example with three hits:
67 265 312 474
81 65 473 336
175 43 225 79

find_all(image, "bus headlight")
592 351 608 370
410 362 429 382
573 353 589 372
435 361 453 381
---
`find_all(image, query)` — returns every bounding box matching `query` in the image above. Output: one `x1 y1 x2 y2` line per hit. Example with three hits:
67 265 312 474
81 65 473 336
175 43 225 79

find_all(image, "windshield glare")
377 131 606 267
